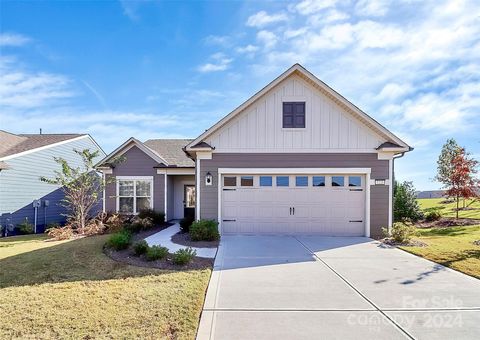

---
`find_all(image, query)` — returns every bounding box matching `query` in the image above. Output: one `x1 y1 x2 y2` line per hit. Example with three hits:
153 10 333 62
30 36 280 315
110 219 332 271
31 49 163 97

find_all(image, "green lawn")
400 225 480 278
0 234 211 339
418 198 480 219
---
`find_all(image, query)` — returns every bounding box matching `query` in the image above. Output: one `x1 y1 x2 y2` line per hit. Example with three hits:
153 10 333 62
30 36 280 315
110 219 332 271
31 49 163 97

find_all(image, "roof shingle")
143 139 194 167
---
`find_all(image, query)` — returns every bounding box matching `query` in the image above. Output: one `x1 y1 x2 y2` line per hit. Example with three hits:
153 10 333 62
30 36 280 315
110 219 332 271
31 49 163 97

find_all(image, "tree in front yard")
41 149 105 232
394 181 423 222
445 148 479 219
435 138 461 186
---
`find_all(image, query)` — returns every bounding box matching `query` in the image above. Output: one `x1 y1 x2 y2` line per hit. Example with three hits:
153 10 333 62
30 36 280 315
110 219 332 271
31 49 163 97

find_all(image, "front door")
184 185 196 219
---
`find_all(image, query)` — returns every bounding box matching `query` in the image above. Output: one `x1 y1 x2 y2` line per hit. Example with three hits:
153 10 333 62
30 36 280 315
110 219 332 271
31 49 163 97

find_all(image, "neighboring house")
416 190 445 199
97 64 412 238
0 130 105 235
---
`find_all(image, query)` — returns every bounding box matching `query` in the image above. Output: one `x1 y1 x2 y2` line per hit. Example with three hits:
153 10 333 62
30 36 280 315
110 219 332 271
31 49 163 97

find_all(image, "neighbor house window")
260 176 272 186
312 176 325 187
117 177 153 214
332 176 345 187
276 176 290 187
283 102 305 128
241 176 254 186
296 176 308 187
349 176 362 187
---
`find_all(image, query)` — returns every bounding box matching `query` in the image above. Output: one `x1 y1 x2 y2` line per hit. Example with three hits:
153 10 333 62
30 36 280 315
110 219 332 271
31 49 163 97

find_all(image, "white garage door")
221 174 366 236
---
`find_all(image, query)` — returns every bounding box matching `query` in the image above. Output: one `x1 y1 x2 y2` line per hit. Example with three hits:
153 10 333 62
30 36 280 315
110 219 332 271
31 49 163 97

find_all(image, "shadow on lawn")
419 227 471 237
0 235 202 289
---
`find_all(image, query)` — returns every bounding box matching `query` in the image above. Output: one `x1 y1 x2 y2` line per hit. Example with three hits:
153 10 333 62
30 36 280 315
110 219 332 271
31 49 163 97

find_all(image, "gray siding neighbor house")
97 64 412 238
0 131 105 235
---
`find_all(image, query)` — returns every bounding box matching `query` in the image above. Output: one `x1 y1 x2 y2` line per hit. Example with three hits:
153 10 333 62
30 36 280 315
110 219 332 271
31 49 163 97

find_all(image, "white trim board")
156 168 195 175
216 167 371 237
115 176 154 214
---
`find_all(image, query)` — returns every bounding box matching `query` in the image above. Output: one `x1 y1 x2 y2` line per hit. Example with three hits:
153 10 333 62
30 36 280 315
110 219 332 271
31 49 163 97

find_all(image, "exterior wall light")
205 172 213 186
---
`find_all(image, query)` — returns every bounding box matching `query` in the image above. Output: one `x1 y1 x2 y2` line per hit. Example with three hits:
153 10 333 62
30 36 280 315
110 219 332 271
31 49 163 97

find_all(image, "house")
97 64 411 238
0 131 105 235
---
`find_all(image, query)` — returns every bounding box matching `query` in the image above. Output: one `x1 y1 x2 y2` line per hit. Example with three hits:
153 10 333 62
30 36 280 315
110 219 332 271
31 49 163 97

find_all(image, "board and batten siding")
0 136 104 231
199 153 389 238
104 146 165 213
205 74 386 153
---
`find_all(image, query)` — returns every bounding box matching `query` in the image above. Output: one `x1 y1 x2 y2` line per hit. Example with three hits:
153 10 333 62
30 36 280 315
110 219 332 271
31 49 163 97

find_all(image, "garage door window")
241 176 254 186
224 176 237 187
332 176 345 187
276 176 289 187
259 176 272 186
312 176 325 187
349 176 362 187
295 176 308 187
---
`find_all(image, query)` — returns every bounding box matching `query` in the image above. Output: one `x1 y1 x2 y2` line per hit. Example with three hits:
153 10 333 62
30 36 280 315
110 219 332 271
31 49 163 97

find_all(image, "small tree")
445 148 479 219
394 181 422 222
41 149 104 232
435 138 461 186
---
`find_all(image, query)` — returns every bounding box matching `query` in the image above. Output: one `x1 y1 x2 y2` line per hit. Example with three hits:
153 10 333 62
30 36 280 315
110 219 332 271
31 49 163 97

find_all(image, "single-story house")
0 130 105 235
97 64 412 238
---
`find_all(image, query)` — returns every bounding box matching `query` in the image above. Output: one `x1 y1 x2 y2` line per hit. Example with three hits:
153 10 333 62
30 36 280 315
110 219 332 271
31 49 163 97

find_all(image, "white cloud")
256 30 278 50
294 0 338 15
203 35 231 46
236 44 259 54
197 53 233 73
355 0 391 17
246 11 288 28
376 83 412 101
0 32 31 47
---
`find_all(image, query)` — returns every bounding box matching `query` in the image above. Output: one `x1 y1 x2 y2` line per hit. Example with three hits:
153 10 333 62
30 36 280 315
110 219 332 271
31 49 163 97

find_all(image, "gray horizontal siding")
104 146 165 213
199 152 390 237
0 137 105 231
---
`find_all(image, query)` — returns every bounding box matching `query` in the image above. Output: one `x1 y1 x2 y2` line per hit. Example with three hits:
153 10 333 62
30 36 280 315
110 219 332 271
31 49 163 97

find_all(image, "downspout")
391 147 413 226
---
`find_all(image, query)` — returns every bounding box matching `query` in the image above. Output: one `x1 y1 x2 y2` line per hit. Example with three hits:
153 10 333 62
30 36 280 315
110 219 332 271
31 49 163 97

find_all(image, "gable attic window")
283 102 305 128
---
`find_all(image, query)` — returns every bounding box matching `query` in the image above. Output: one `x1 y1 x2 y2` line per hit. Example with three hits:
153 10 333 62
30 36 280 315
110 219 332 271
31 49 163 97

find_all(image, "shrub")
190 220 220 241
47 226 75 240
16 219 34 235
179 216 194 233
123 222 142 234
383 223 417 243
138 209 165 225
106 230 132 250
424 208 442 222
103 213 128 233
394 181 423 222
133 240 149 256
145 245 169 261
172 247 197 265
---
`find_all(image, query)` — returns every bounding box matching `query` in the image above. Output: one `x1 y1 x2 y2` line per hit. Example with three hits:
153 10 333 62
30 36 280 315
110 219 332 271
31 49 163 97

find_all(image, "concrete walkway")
197 235 480 339
144 223 217 258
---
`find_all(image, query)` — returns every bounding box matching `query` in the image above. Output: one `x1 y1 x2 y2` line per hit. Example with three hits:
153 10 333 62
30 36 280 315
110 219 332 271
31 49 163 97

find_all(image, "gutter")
391 146 414 224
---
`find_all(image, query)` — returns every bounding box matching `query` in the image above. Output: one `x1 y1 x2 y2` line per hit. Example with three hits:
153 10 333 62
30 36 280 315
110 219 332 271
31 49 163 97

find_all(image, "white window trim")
116 176 154 214
217 168 371 237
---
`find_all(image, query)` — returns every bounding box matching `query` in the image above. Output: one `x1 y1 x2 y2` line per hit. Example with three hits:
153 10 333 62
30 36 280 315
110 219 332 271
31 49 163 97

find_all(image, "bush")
106 230 132 250
190 220 220 241
16 219 34 235
123 222 142 234
102 213 128 233
394 181 423 222
383 223 417 243
133 240 149 256
47 226 75 240
424 208 442 222
179 216 194 233
145 245 169 261
138 209 165 225
172 247 197 265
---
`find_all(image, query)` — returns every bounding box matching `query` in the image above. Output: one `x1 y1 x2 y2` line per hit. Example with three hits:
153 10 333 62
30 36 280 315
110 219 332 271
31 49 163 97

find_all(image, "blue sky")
1 0 479 190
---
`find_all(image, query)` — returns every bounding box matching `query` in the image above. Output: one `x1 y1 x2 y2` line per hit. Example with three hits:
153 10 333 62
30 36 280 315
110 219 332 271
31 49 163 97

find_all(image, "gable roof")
185 64 410 152
144 139 194 167
0 130 89 160
96 137 194 169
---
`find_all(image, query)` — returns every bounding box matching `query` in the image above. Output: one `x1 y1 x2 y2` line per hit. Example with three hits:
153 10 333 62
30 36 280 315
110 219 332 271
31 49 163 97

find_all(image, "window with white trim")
117 178 153 214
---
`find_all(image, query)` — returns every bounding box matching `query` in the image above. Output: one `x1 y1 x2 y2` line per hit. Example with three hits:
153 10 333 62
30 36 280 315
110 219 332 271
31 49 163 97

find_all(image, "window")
276 176 289 187
283 102 305 128
224 176 237 187
241 176 254 186
296 176 308 186
332 176 345 187
349 176 362 187
312 176 325 187
260 176 272 186
117 178 152 214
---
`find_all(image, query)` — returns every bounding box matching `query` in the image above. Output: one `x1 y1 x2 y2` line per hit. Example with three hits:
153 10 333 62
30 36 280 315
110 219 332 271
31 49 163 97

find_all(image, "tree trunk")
456 195 459 219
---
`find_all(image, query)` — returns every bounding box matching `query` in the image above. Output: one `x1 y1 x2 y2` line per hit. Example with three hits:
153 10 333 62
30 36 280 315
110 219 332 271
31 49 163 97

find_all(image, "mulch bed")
381 238 428 247
103 223 214 270
171 232 219 248
416 218 480 229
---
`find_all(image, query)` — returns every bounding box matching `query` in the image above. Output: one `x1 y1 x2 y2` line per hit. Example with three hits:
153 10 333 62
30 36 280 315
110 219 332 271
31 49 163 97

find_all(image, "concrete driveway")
197 235 480 340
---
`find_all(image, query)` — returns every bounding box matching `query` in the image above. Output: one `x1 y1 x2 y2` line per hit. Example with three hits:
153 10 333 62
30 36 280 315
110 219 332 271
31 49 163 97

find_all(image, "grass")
418 198 480 219
400 225 480 278
0 234 211 339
